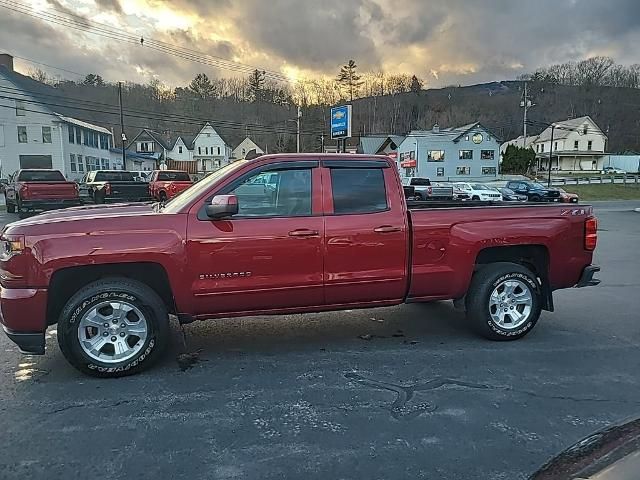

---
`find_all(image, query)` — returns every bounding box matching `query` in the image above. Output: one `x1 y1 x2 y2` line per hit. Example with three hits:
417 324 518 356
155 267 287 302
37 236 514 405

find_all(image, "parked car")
557 188 579 203
4 169 80 215
500 187 528 202
149 170 193 201
402 177 454 200
505 181 562 202
80 170 152 204
0 178 9 195
601 166 626 174
0 154 600 377
454 182 503 201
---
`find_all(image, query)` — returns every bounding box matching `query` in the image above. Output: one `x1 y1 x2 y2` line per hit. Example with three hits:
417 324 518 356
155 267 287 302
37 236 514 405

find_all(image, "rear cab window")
94 171 136 182
17 170 66 182
157 171 191 181
330 168 389 214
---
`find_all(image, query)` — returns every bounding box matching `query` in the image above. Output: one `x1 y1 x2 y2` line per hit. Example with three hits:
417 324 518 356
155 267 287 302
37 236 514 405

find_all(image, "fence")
545 174 640 186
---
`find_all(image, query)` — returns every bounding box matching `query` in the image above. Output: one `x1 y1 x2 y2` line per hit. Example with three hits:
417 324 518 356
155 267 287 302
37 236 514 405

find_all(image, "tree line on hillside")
23 56 640 154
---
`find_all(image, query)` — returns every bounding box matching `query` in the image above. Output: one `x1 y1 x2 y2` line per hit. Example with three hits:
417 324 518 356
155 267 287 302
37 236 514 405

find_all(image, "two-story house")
502 116 607 172
165 123 230 173
396 123 500 180
231 137 264 161
125 129 169 172
0 53 118 181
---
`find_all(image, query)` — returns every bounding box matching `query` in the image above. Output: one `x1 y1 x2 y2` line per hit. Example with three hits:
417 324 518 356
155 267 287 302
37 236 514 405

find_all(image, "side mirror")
205 194 239 219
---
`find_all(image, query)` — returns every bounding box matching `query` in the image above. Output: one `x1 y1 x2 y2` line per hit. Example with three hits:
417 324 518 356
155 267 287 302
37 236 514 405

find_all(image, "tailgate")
108 182 150 199
23 182 77 199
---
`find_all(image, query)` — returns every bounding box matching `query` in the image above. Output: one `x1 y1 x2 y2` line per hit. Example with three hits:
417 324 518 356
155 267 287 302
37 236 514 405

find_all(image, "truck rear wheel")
465 262 541 341
6 201 15 213
57 277 170 377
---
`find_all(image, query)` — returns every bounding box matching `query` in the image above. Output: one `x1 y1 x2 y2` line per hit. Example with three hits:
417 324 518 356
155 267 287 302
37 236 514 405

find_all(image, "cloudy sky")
1 0 639 88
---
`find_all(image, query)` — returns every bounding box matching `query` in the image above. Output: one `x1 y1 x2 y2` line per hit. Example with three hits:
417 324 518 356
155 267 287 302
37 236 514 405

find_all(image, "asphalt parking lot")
1 201 639 480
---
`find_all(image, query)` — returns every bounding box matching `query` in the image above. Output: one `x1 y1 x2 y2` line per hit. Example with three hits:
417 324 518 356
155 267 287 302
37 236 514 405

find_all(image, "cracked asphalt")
1 201 639 480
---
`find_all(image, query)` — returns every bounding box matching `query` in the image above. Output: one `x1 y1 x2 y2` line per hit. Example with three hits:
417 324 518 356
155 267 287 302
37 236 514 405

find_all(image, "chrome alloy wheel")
77 301 149 363
488 279 533 330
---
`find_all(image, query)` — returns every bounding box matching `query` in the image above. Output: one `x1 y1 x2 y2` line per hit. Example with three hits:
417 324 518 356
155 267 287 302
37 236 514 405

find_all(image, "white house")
0 53 119 181
502 116 607 172
231 137 263 160
166 123 230 173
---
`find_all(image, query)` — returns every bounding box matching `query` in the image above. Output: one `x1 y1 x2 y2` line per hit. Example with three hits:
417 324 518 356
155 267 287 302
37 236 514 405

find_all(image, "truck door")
186 160 324 315
322 160 409 305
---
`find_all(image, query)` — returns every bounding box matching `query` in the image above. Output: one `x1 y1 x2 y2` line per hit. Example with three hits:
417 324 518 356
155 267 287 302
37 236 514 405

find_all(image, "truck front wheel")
57 277 170 377
465 262 542 341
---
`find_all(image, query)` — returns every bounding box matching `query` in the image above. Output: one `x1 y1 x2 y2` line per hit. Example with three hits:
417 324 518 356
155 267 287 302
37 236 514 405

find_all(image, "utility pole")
296 106 302 153
118 82 126 169
547 123 555 187
520 82 534 148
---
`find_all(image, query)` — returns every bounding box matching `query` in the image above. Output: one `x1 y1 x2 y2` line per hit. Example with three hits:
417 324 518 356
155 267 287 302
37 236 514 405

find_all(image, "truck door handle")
374 225 401 233
288 229 319 237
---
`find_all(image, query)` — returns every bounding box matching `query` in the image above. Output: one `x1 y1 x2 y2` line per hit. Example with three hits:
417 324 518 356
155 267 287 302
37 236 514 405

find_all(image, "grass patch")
563 183 640 200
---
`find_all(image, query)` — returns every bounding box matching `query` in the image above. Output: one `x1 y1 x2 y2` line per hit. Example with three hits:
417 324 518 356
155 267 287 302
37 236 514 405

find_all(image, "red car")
149 170 192 201
558 188 579 203
4 169 80 216
0 154 599 377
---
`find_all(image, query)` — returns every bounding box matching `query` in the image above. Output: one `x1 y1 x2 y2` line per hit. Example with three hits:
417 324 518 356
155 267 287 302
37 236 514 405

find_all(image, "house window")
242 148 246 156
70 154 77 172
554 141 558 151
77 155 84 172
481 150 495 160
69 126 75 144
83 129 89 146
427 150 445 162
536 144 539 153
137 141 153 153
217 147 221 155
178 146 183 154
583 125 588 135
541 144 545 153
574 140 579 150
75 126 81 144
201 159 206 171
42 126 52 144
436 167 445 177
459 150 473 160
17 126 27 143
482 166 497 175
456 166 471 175
15 100 25 116
587 140 593 151
214 160 220 168
205 147 209 155
198 146 202 155
101 158 110 169
99 134 109 150
465 135 469 141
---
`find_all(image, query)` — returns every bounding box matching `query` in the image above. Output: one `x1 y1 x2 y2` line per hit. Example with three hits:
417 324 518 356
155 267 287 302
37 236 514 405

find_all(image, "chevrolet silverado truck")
4 169 80 216
402 177 455 200
80 170 151 204
148 170 193 201
0 154 600 377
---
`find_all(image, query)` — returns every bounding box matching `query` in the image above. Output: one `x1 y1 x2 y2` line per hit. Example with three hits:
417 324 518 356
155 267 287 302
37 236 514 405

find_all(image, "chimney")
432 123 440 133
0 53 14 72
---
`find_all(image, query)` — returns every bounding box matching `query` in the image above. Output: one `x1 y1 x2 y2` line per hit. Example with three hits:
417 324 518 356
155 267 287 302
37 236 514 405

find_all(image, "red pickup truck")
148 170 193 201
4 169 80 215
0 154 600 377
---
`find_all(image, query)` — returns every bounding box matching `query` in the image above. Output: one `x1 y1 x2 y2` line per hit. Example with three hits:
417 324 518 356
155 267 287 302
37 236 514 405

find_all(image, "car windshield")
17 170 66 181
163 161 248 213
472 184 489 190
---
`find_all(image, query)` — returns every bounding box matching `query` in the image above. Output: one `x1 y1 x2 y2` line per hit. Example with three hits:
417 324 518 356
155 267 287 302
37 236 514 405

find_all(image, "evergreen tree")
501 145 536 174
248 69 266 102
410 75 423 93
188 73 216 98
337 59 363 101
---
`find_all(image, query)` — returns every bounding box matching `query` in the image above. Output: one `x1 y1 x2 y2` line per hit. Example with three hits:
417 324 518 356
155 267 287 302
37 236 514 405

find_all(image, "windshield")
17 170 66 181
472 184 488 190
163 161 248 213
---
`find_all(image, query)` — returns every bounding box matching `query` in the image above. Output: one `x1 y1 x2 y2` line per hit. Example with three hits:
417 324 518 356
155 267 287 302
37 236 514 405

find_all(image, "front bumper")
0 286 48 354
576 265 601 288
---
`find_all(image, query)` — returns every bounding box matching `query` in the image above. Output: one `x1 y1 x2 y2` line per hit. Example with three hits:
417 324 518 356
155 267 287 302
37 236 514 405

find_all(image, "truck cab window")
229 168 312 217
331 168 388 214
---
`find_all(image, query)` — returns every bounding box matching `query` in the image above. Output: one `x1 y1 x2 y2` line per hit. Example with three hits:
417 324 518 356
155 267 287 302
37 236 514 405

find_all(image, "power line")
0 0 288 82
12 55 86 78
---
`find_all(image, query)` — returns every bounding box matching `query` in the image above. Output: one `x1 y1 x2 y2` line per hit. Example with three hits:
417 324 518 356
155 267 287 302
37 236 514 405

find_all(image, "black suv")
505 180 562 202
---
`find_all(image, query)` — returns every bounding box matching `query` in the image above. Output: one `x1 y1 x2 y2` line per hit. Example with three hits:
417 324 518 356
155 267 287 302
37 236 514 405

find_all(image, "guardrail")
543 174 640 186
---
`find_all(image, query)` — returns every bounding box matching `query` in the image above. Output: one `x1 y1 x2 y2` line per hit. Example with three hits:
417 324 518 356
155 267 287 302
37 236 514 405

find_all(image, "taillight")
19 184 29 198
104 183 112 195
427 186 433 195
585 216 598 251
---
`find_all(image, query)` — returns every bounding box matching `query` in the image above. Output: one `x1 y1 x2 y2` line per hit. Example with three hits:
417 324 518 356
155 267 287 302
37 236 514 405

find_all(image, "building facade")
396 123 500 180
231 137 263 160
0 56 117 181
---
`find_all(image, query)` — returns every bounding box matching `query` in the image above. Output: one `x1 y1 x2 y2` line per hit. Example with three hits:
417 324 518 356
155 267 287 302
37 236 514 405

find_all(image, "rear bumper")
21 199 82 210
575 265 601 288
0 286 48 354
104 196 152 203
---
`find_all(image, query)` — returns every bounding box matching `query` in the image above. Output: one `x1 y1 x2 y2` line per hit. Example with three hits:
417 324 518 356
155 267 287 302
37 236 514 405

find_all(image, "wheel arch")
47 262 176 326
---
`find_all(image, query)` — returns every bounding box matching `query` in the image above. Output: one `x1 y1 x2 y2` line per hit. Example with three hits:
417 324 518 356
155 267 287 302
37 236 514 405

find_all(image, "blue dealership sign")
330 105 352 139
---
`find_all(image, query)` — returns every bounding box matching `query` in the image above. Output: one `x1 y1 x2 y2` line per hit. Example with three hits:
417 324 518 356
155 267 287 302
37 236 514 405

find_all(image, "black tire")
472 195 480 201
465 262 542 341
6 201 15 214
57 277 170 377
94 190 106 204
530 195 541 202
159 191 168 202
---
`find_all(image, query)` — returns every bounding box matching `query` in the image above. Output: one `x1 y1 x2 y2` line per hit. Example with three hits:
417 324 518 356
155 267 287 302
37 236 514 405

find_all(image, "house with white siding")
0 54 118 181
165 123 230 173
231 137 263 161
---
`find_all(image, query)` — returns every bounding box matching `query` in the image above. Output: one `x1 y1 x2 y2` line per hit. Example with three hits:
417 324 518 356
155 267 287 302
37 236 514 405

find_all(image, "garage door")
19 155 53 169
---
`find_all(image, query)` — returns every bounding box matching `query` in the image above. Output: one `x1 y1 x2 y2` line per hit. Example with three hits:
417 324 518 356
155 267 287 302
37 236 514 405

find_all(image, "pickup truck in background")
0 154 600 377
506 180 562 202
149 170 193 201
79 170 152 204
4 169 80 215
402 177 455 200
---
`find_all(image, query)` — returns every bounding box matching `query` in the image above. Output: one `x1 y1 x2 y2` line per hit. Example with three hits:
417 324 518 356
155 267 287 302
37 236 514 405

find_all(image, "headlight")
0 236 25 260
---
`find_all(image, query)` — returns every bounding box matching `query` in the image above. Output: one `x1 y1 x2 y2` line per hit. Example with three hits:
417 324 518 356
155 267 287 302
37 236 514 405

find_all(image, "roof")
535 116 606 142
233 137 262 152
54 113 112 135
406 122 501 143
359 136 387 154
126 129 171 150
112 148 161 160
